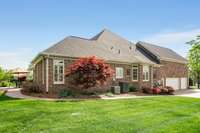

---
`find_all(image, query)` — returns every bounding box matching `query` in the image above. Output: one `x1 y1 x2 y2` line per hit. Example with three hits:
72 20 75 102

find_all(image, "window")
143 65 149 81
116 67 123 79
132 66 138 81
53 60 64 84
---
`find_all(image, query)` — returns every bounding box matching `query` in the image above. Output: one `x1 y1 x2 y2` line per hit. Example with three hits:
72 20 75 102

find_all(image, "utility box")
119 82 129 93
111 86 121 94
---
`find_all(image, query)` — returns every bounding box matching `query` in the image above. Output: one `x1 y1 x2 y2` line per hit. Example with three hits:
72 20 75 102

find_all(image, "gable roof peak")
91 28 131 45
91 28 114 40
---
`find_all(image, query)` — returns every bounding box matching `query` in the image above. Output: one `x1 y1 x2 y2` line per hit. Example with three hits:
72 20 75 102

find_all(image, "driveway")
175 89 200 98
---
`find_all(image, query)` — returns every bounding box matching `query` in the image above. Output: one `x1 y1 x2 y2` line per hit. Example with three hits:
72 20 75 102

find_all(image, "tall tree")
0 67 14 83
187 35 200 88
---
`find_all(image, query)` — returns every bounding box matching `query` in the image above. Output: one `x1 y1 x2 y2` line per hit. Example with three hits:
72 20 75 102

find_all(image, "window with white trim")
143 65 149 81
116 67 124 79
132 66 138 81
53 60 64 84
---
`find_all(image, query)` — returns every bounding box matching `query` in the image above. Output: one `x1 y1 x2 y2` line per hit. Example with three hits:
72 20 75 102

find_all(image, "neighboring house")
32 29 188 94
11 68 29 87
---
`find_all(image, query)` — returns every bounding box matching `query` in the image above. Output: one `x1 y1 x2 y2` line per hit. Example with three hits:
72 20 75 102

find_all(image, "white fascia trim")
160 58 187 64
31 53 43 65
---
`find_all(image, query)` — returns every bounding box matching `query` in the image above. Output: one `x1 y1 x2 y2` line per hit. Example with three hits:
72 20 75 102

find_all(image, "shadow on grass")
55 97 101 103
0 91 19 102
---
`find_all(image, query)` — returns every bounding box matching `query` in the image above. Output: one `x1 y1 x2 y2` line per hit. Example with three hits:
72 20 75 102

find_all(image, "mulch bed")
21 90 101 99
128 92 152 96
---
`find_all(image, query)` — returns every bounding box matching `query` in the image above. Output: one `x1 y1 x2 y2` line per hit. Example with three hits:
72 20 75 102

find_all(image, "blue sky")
0 0 200 69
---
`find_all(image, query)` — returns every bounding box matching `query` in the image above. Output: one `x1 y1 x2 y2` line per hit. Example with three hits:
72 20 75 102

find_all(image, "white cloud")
142 28 200 57
0 48 34 70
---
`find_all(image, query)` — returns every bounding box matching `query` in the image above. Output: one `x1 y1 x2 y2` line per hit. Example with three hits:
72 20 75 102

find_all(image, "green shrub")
0 81 12 87
59 89 72 98
129 85 137 92
0 90 6 96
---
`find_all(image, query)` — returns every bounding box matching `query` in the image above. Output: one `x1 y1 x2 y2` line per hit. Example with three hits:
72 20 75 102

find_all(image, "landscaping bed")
21 90 101 99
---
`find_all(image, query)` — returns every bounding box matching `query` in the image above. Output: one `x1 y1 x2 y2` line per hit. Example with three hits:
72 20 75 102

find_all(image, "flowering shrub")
66 56 114 90
155 86 175 95
152 87 161 94
143 86 174 95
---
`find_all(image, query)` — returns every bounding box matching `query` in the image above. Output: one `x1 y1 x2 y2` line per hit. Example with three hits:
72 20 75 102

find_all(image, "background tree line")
0 67 14 87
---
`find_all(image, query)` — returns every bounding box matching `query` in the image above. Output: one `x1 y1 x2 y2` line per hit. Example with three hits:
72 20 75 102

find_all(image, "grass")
0 92 200 133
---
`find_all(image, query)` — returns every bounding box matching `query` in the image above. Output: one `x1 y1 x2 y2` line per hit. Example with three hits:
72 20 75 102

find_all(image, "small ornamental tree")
66 56 114 92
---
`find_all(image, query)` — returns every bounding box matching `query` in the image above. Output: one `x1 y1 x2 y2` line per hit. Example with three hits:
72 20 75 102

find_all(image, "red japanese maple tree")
66 56 114 90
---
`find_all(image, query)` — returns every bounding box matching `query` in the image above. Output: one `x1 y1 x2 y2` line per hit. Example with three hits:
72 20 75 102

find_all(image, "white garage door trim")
166 78 180 90
181 77 187 89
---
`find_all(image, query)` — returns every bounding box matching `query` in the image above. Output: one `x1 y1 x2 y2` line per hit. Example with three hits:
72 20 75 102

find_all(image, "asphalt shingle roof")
41 29 156 64
136 41 187 63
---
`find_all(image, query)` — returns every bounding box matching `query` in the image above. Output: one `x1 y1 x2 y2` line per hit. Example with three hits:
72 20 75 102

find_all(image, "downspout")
42 57 45 84
151 66 153 88
46 55 49 93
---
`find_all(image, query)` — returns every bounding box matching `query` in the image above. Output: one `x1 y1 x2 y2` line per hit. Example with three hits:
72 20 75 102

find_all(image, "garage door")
181 78 187 89
166 78 179 90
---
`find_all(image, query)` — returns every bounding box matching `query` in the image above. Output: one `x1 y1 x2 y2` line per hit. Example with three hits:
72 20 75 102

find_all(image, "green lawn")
1 92 200 133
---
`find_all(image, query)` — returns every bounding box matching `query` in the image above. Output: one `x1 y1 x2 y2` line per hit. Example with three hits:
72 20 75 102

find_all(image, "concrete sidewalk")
5 88 57 101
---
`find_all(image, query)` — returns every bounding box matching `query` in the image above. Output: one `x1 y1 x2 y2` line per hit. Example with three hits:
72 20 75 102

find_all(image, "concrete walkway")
4 88 149 100
5 88 148 100
2 87 200 100
100 93 153 100
3 88 57 101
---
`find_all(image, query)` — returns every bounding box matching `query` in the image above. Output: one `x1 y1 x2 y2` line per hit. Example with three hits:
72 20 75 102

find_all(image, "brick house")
31 29 188 94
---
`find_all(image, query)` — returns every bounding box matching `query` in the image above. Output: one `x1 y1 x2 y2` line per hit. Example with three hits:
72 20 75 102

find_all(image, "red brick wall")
48 58 75 94
138 65 152 89
108 63 142 89
153 60 188 87
153 60 188 80
33 59 46 92
34 55 154 94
